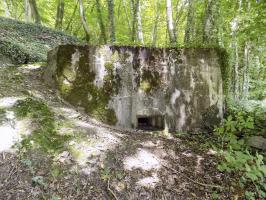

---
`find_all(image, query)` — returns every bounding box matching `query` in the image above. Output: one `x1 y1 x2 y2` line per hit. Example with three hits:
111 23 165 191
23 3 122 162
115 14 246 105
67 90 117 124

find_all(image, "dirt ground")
0 64 233 200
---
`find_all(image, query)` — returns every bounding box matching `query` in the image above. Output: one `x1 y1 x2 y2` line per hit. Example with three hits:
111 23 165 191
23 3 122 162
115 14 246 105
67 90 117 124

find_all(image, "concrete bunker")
44 45 224 132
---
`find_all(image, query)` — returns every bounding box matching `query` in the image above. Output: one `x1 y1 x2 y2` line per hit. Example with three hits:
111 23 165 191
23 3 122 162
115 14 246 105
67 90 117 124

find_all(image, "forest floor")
0 64 235 200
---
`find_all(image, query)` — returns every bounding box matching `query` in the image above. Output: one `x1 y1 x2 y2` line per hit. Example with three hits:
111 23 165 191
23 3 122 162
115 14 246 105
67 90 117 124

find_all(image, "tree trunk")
231 0 242 100
55 0 64 30
232 37 239 100
166 0 176 45
96 0 107 43
25 0 30 23
130 0 136 42
65 1 78 31
29 0 41 24
3 0 11 17
202 0 220 44
130 0 143 44
122 0 132 34
78 0 90 42
107 0 116 43
203 0 213 43
136 0 144 44
152 0 160 46
242 42 250 99
184 0 194 44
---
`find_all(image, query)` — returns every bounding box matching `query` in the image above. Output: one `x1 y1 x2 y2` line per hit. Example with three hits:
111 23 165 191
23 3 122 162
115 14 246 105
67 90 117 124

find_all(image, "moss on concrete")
140 69 161 93
216 48 230 99
56 50 118 125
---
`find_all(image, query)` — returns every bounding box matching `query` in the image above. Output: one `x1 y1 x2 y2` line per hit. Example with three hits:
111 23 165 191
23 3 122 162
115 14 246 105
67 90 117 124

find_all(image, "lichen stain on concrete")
44 45 224 132
170 89 181 106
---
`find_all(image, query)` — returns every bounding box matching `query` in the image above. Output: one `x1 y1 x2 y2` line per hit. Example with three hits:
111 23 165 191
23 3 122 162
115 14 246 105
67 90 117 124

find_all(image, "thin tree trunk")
242 42 250 99
203 0 212 43
29 0 41 24
107 0 116 43
122 0 132 34
25 0 30 23
152 0 160 46
130 0 136 42
95 0 107 43
166 0 176 45
242 1 251 99
11 0 19 19
202 0 220 44
65 1 78 31
3 0 11 17
184 0 194 44
78 0 90 42
233 38 239 100
232 0 242 100
136 0 144 44
55 0 64 30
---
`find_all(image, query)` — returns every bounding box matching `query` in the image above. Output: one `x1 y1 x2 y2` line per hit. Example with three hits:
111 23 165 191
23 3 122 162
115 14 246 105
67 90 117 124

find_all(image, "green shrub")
214 112 254 149
214 111 266 199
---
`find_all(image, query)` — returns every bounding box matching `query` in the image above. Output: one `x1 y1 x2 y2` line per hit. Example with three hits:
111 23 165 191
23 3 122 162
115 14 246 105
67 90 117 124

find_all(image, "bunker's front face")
44 45 224 132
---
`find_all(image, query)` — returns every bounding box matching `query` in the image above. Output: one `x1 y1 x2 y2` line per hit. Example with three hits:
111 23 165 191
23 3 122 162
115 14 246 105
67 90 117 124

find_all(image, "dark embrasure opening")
137 115 164 130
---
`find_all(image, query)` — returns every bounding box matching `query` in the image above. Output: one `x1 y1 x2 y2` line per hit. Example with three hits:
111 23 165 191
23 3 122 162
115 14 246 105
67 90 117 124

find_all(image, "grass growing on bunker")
13 97 72 153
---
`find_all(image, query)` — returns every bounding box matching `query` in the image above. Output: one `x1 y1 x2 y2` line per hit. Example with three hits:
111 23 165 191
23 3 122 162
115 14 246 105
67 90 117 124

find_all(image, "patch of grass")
101 167 111 182
50 163 63 179
174 131 188 137
13 97 72 153
68 146 85 159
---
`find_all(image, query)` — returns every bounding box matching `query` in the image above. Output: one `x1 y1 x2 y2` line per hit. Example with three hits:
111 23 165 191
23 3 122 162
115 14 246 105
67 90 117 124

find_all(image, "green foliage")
214 111 266 199
32 176 47 187
227 100 266 134
50 162 63 179
101 167 111 182
216 48 231 98
51 196 61 200
13 97 72 153
1 0 265 100
214 112 254 149
0 17 78 64
21 159 35 175
218 150 266 199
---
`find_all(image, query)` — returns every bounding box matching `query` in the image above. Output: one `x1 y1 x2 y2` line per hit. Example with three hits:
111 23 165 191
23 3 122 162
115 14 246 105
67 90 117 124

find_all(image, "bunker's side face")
44 45 224 132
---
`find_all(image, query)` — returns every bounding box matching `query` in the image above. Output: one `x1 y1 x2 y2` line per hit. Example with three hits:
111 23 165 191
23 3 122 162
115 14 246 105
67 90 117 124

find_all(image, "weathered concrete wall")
44 45 224 132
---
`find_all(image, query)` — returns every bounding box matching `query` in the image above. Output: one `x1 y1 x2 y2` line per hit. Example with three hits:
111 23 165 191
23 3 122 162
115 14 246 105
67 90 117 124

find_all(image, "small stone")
60 151 70 158
247 136 266 151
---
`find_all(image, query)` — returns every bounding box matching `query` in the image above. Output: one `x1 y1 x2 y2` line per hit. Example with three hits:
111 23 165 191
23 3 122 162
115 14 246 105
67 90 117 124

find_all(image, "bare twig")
107 178 119 200
163 164 224 189
5 165 17 183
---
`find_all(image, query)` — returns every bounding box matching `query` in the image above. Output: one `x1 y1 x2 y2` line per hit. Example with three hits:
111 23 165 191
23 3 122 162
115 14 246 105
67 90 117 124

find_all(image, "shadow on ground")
0 64 232 200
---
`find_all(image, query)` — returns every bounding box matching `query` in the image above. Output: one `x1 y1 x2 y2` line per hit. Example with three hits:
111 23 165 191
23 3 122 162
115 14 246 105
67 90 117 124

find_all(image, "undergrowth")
0 17 78 64
214 111 266 200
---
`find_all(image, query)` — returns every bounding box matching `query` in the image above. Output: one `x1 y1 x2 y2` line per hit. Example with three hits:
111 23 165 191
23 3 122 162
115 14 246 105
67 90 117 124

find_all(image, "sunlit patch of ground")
123 148 164 171
136 173 159 188
0 97 25 108
0 97 31 152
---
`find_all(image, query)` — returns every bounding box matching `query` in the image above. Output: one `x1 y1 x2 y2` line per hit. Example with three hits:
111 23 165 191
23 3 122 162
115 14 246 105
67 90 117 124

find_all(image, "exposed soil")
0 64 233 200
